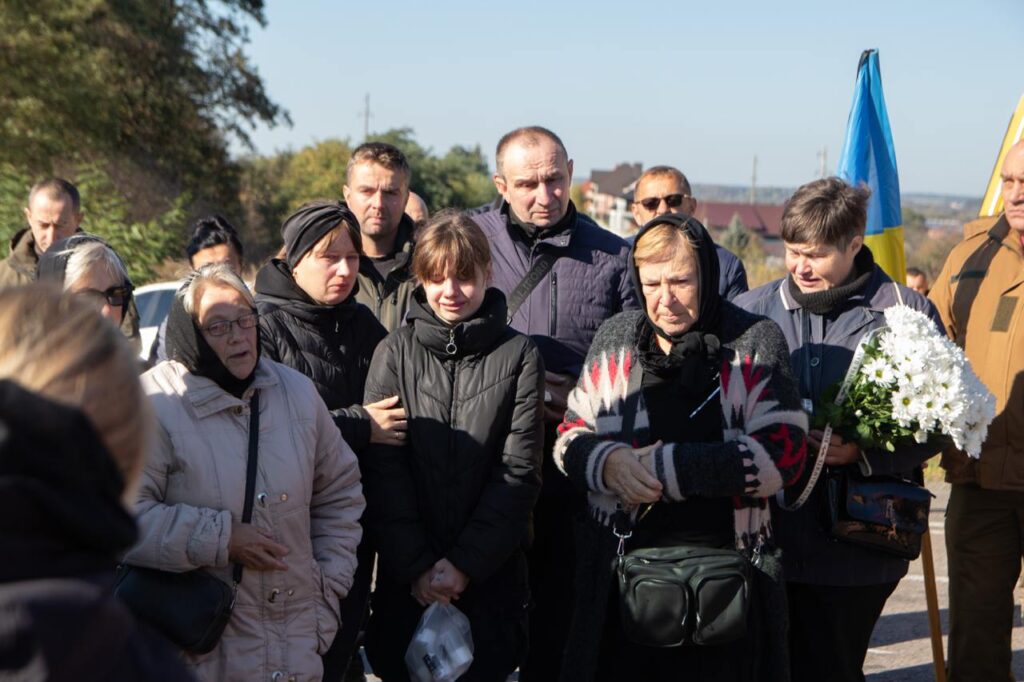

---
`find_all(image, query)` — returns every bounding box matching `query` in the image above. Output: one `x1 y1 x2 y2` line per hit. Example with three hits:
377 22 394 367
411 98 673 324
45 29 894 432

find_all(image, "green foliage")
239 130 498 263
0 0 287 276
721 216 750 254
811 335 915 454
0 162 181 283
367 128 496 210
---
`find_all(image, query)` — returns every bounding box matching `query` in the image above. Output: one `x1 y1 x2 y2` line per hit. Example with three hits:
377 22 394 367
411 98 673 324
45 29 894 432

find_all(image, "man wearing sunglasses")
631 165 749 301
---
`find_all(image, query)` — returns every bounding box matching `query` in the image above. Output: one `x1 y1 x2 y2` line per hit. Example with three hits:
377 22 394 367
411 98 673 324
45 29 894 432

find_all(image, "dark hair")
780 177 870 249
906 267 925 278
495 126 568 176
347 142 411 184
28 177 80 212
185 215 244 266
412 210 491 283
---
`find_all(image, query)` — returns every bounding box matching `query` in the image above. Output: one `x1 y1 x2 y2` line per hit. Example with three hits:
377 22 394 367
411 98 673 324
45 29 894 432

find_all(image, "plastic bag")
405 602 474 682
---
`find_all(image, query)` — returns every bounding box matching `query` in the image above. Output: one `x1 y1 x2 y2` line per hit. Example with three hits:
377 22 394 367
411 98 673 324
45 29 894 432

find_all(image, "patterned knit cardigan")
555 305 808 550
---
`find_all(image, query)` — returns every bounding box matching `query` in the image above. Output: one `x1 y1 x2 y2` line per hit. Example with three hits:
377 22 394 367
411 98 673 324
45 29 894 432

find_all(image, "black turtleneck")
504 201 577 247
787 246 876 316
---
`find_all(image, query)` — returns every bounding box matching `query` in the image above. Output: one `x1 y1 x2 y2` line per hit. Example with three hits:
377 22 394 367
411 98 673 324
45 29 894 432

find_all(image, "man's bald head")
494 126 568 177
405 191 429 224
1001 139 1024 233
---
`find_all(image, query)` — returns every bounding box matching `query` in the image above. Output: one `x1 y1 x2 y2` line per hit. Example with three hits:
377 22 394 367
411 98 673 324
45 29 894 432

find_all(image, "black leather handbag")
826 469 932 560
115 390 260 654
613 507 752 648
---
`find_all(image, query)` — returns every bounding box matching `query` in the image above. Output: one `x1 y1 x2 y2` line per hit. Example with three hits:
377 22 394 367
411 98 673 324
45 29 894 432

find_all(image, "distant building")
585 162 643 235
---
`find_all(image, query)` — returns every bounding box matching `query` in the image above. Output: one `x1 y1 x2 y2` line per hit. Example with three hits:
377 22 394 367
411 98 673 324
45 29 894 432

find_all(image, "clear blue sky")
242 0 1022 197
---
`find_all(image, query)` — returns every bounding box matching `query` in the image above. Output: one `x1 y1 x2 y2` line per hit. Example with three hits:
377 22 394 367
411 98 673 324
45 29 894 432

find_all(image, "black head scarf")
630 213 723 384
164 283 259 399
281 200 359 269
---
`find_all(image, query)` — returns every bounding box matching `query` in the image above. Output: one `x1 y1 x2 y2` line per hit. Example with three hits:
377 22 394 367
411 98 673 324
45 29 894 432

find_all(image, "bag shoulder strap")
776 327 883 511
506 249 559 323
233 389 261 585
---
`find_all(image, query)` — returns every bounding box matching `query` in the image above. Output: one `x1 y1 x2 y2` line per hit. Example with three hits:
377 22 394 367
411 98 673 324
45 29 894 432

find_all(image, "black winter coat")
362 287 545 587
255 258 387 452
0 380 193 682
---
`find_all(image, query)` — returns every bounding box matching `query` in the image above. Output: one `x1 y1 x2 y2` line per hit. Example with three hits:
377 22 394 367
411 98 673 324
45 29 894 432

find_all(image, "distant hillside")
691 183 981 223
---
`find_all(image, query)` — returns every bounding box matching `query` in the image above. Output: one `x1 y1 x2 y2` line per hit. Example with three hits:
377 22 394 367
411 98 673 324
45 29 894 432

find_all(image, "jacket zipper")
446 345 459 535
549 271 558 336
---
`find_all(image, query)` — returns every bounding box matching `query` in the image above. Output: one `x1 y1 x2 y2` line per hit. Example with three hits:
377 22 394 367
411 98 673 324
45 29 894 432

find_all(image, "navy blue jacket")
716 245 749 301
473 205 638 377
735 261 942 586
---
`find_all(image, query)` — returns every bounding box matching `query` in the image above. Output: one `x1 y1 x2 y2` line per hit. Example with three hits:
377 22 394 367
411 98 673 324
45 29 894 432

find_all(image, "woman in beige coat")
125 264 364 681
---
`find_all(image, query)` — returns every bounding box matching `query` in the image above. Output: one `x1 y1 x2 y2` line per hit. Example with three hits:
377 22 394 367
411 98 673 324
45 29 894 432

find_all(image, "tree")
0 0 288 277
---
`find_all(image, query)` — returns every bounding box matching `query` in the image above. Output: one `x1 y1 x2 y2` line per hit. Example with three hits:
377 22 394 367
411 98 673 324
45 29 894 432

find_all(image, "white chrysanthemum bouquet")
813 305 995 458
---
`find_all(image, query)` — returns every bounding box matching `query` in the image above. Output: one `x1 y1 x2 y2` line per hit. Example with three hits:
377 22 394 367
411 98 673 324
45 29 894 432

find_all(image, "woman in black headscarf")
552 213 808 682
124 264 365 681
253 200 403 679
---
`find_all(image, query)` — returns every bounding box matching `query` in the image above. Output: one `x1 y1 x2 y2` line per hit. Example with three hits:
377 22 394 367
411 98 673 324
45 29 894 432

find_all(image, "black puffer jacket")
254 258 387 452
361 287 545 587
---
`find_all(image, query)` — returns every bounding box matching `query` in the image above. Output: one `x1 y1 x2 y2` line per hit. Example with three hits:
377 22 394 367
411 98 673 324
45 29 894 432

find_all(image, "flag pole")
921 527 946 682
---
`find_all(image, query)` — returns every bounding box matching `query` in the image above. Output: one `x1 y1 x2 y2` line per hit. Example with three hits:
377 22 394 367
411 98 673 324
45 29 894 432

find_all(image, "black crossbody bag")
115 390 261 654
610 383 753 648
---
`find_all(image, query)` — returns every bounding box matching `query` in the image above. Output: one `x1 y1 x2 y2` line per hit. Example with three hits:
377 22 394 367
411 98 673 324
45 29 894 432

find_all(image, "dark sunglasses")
637 193 690 212
76 285 133 308
202 311 259 337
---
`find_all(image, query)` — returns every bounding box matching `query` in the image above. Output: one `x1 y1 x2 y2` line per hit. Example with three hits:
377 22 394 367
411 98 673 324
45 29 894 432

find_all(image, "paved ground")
866 480 1024 680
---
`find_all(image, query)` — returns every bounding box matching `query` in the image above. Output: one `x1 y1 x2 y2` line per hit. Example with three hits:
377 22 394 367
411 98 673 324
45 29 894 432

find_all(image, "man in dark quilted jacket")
472 126 638 681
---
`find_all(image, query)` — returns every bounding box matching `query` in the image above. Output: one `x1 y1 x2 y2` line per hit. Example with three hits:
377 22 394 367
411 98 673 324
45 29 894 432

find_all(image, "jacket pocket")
312 558 340 655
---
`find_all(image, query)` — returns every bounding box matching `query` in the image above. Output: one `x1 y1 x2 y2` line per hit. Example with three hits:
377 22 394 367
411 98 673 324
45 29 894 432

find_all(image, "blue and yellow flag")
837 49 905 282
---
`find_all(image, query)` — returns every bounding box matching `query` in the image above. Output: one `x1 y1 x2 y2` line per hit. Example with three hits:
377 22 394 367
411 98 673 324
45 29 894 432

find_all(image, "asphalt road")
866 480 1024 681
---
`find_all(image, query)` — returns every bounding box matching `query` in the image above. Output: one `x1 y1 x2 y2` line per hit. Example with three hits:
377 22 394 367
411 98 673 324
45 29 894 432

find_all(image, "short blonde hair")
0 285 148 499
633 223 697 267
182 263 254 318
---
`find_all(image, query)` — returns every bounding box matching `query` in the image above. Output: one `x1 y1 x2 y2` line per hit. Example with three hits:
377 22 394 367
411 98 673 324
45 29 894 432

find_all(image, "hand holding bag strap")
776 327 883 511
233 389 261 586
506 249 559 323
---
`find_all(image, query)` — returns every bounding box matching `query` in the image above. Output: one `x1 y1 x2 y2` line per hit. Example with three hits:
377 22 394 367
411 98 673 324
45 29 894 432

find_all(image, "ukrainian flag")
979 93 1024 217
837 49 905 282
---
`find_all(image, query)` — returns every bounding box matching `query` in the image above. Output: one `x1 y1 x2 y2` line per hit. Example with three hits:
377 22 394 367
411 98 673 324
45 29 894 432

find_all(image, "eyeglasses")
201 311 259 337
637 193 691 212
75 285 133 308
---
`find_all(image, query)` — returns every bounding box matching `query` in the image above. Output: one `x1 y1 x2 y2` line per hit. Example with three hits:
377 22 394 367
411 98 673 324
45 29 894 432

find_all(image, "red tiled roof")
693 201 784 238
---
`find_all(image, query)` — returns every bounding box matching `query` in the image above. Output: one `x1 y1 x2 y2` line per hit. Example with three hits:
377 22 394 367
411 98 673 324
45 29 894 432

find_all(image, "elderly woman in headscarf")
124 264 364 681
553 213 808 682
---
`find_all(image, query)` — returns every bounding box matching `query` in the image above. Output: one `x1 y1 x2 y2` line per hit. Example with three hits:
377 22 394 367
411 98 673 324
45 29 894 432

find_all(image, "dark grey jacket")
472 204 638 377
735 261 942 586
355 215 416 333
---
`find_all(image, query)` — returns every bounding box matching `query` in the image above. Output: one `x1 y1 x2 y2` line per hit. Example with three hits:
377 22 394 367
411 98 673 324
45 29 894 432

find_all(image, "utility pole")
750 155 758 205
817 146 829 178
358 93 372 141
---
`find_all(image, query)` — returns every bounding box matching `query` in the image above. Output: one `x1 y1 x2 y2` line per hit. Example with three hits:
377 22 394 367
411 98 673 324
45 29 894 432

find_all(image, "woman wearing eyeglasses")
125 264 365 681
37 233 137 337
253 200 408 680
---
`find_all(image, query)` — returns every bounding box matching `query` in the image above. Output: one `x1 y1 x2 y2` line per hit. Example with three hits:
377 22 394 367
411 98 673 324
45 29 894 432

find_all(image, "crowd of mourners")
1 125 1023 682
